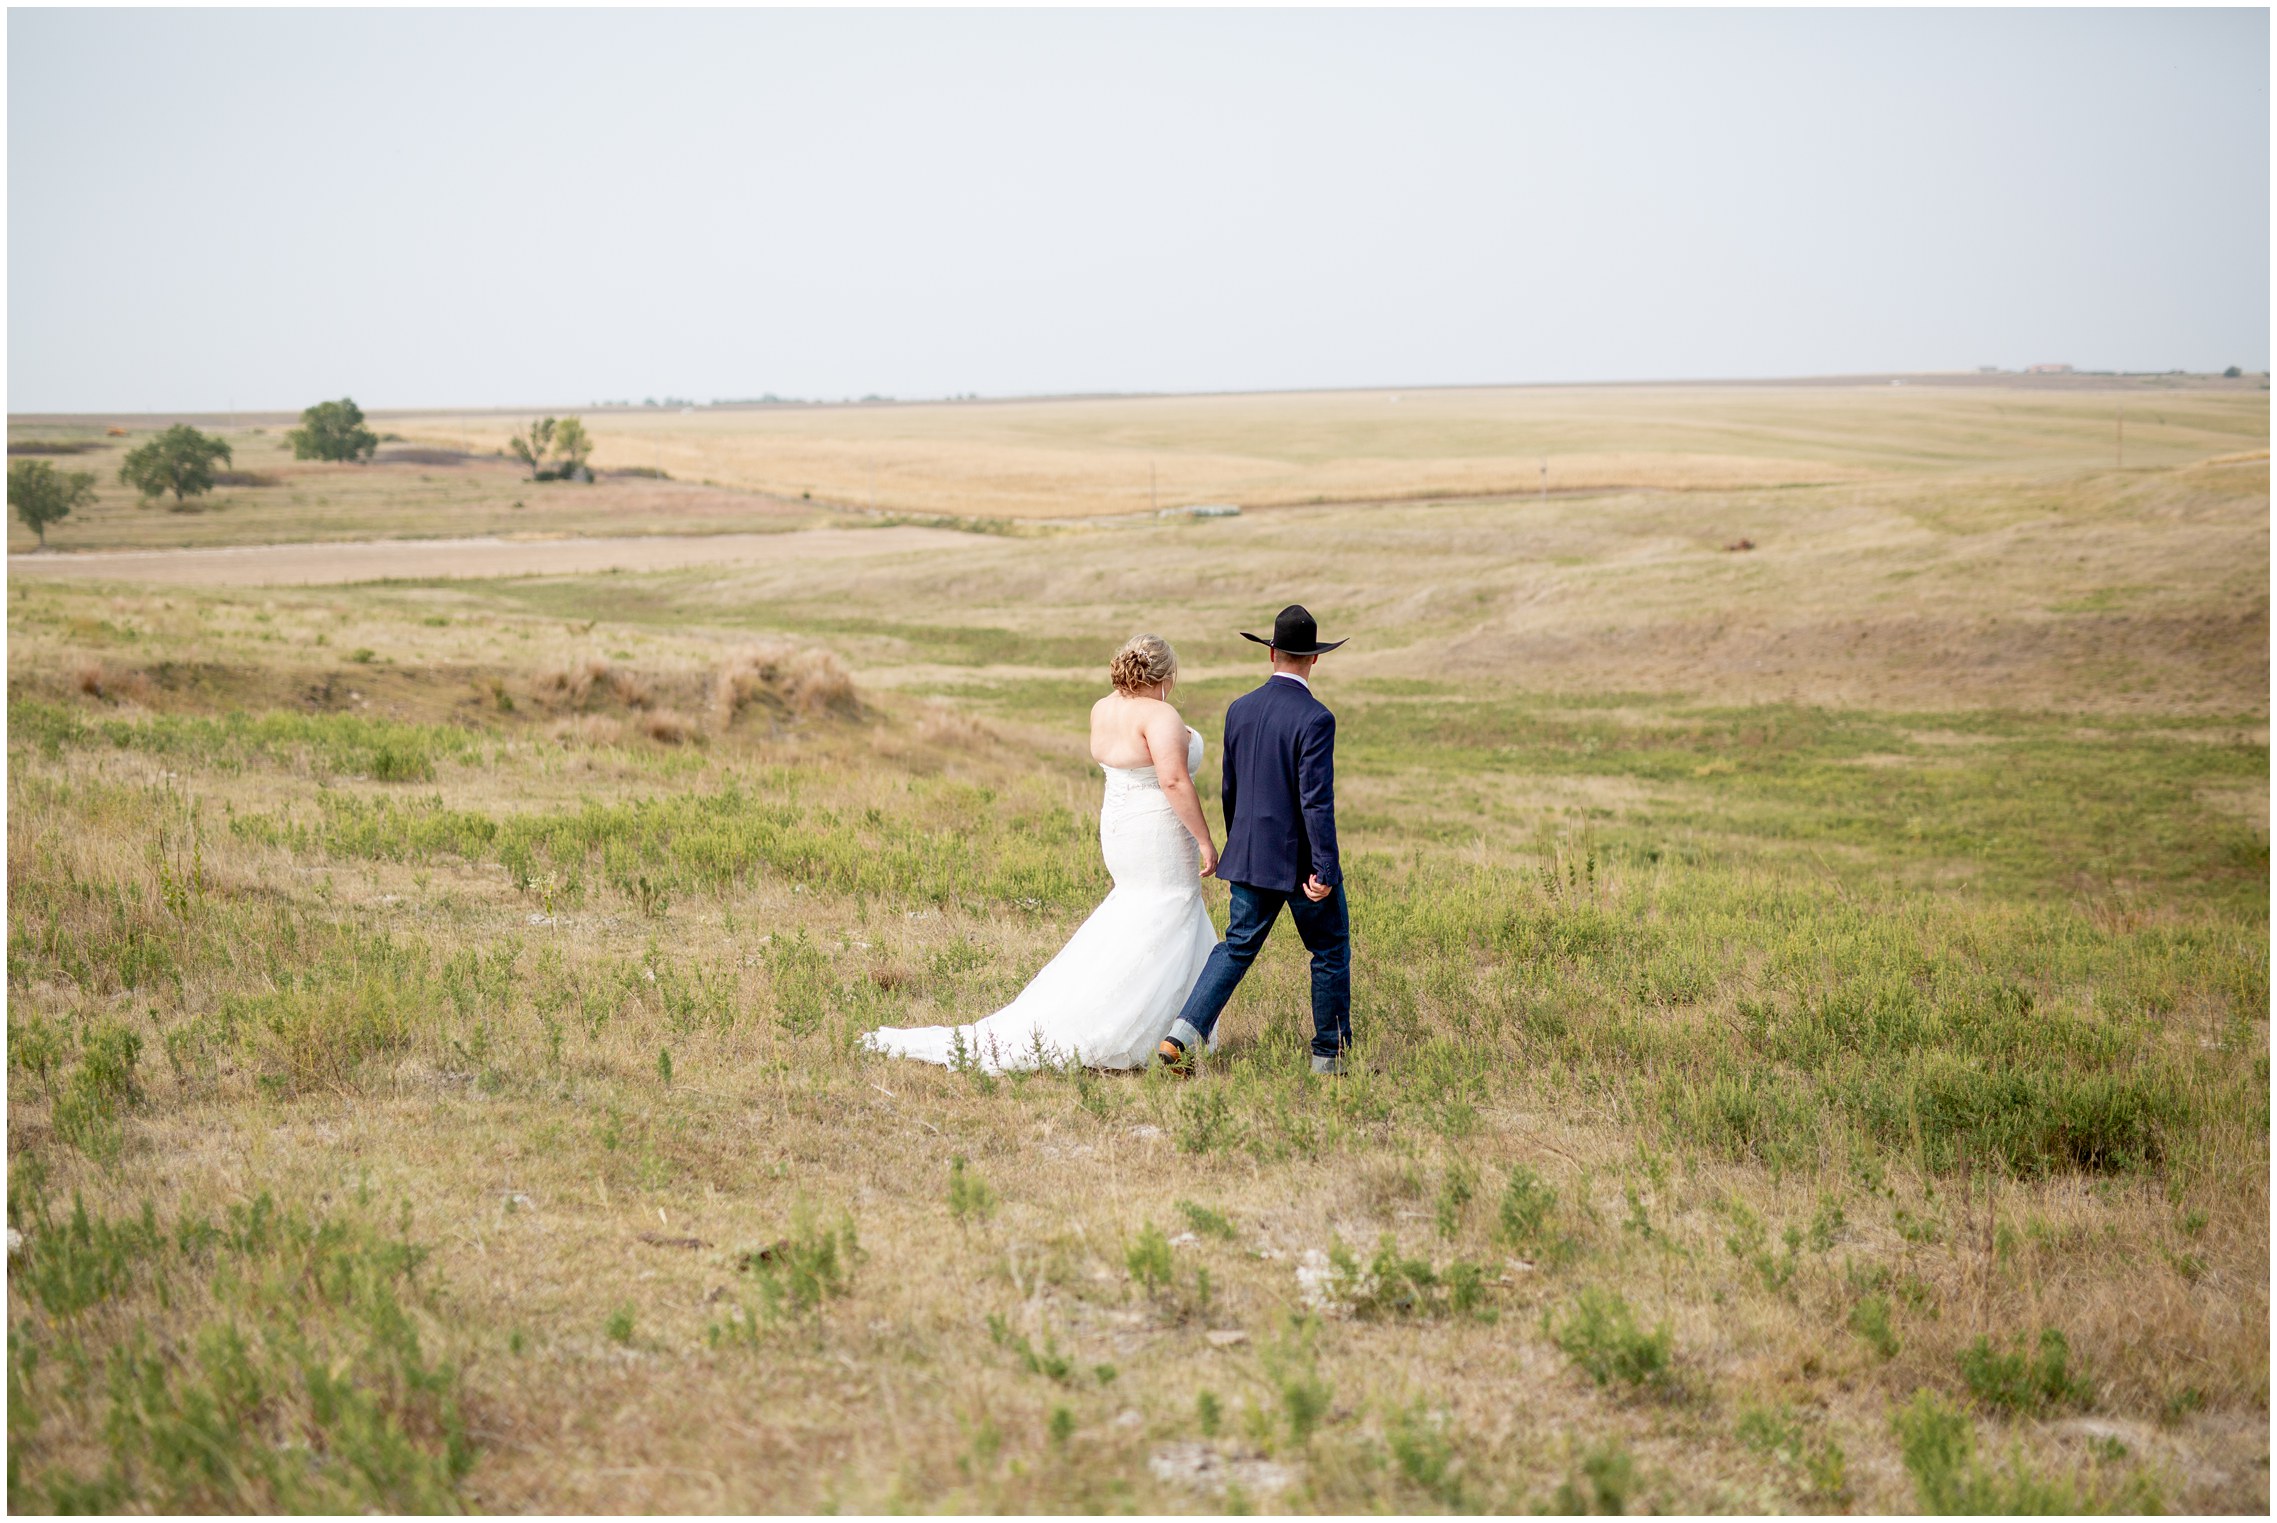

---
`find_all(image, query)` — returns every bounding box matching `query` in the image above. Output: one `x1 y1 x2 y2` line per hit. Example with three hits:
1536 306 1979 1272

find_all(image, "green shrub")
1387 1403 1466 1507
78 1022 143 1105
1736 1401 1849 1503
1850 1294 1900 1359
228 976 424 1097
1434 1159 1475 1239
742 1209 861 1329
1890 1390 2154 1512
1260 1325 1333 1446
1722 1198 1800 1294
1547 1287 1673 1391
50 1022 143 1160
8 1010 67 1089
985 1315 1114 1388
1177 1085 1236 1153
1495 1164 1561 1252
947 1155 996 1225
1125 1221 1174 1294
1959 1327 2093 1414
1320 1235 1495 1321
368 743 433 783
1176 1200 1237 1240
1548 1440 1640 1514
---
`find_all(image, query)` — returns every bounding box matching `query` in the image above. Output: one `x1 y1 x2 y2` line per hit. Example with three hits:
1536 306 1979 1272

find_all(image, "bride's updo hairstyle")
1110 633 1178 696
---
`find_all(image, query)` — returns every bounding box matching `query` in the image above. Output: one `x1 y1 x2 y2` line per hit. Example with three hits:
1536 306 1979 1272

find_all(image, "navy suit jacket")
1217 675 1341 894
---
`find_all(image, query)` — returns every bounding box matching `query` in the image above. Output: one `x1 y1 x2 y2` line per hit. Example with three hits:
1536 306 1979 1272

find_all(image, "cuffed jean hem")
1167 1018 1206 1051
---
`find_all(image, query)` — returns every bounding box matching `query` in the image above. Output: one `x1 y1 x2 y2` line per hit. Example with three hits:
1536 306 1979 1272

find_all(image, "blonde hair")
1110 633 1178 696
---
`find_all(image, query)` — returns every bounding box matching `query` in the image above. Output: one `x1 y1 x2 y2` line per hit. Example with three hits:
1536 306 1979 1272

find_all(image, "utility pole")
1539 458 1548 499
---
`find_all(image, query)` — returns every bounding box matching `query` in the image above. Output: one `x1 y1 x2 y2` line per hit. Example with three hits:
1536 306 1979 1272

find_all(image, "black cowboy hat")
1240 604 1348 656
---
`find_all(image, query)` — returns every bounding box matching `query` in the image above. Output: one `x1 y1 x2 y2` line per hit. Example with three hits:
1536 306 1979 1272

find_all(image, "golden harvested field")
5 380 2268 1513
14 378 2267 550
386 378 2271 519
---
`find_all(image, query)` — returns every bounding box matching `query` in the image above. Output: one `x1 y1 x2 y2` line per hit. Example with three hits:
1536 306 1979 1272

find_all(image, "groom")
1161 605 1352 1076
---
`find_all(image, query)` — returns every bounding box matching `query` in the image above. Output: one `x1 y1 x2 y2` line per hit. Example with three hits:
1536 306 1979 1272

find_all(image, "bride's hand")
1198 839 1219 878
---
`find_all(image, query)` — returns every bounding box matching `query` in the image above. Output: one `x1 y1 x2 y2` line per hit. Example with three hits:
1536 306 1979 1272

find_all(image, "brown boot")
1157 1038 1194 1076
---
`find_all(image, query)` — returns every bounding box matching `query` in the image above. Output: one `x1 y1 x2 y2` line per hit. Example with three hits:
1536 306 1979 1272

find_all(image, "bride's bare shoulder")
1098 690 1177 718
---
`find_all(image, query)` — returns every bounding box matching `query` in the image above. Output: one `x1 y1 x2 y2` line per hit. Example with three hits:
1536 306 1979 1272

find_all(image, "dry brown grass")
549 713 627 748
532 654 658 712
385 381 2268 519
712 642 861 729
71 659 152 705
638 708 699 745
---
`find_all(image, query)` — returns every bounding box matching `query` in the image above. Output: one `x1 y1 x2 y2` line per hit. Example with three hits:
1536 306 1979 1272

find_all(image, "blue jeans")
1169 881 1351 1059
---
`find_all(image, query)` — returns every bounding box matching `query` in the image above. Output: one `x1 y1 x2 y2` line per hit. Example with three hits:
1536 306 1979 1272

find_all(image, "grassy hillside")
4 442 2266 1511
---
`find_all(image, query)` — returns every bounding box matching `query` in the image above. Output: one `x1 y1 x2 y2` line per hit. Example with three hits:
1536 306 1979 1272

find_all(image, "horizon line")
9 365 2266 423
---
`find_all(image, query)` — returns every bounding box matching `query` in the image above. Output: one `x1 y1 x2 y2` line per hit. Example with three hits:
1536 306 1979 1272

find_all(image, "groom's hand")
1302 874 1333 902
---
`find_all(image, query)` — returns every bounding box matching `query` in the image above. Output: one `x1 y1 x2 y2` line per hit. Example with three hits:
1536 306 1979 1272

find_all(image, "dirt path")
5 526 982 587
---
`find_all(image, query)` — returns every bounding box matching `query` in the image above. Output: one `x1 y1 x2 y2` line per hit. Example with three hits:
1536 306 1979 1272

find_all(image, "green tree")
508 418 557 478
553 417 594 471
118 425 232 506
286 397 379 462
9 458 96 547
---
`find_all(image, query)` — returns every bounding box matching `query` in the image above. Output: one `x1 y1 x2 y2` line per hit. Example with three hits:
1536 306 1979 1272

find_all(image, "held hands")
1302 874 1333 902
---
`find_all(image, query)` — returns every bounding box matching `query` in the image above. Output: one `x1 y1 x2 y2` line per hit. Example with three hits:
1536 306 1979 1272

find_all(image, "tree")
119 425 232 507
9 459 96 547
2224 366 2243 379
508 417 557 478
553 417 593 470
508 416 597 480
286 397 379 462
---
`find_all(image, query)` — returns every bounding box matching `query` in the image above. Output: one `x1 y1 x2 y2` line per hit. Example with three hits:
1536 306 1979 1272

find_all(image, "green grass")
10 698 490 778
940 678 2268 912
18 697 2260 1186
1892 1390 2162 1513
6 1174 472 1512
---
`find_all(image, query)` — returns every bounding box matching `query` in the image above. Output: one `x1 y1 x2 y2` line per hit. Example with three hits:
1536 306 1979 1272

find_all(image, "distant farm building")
2026 363 2074 375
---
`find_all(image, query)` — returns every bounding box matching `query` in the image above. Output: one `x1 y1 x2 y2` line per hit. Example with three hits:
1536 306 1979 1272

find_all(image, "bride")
862 633 1221 1073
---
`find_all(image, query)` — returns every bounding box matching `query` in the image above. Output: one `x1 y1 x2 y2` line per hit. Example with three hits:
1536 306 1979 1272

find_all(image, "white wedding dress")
863 726 1219 1073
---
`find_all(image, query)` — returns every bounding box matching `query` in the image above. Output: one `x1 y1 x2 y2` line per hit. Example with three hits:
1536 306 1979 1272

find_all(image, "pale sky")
8 7 2269 412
